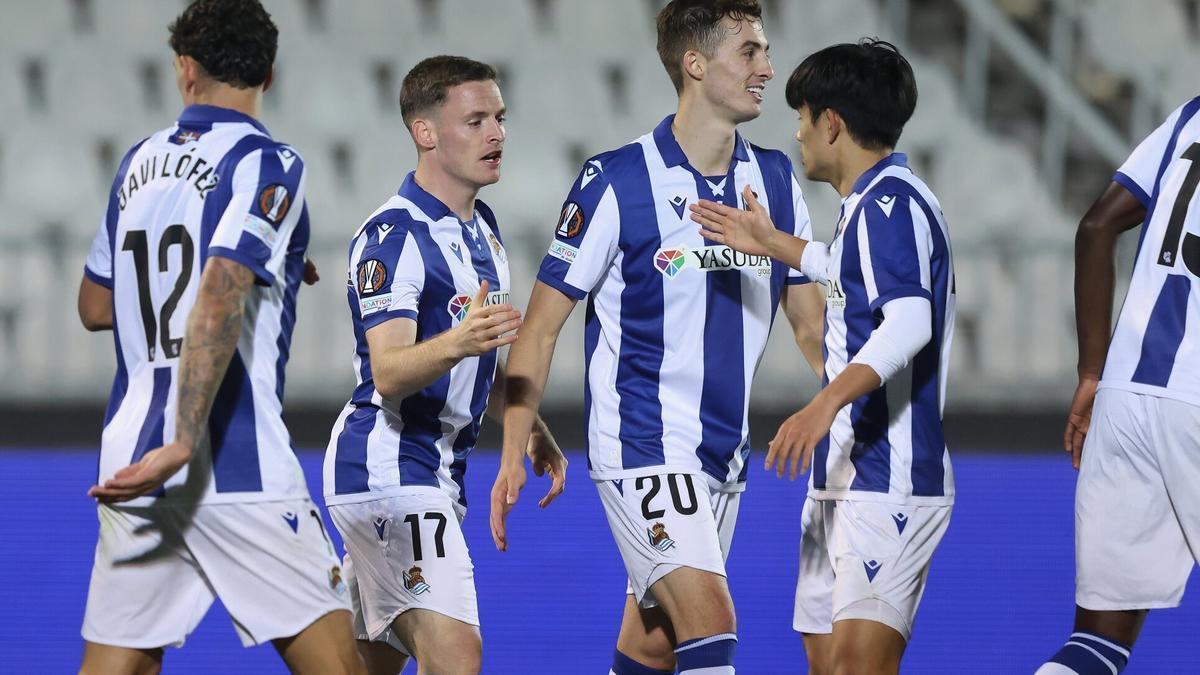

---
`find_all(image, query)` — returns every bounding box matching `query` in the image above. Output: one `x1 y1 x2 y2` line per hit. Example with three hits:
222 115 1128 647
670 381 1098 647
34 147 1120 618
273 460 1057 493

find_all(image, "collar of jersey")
398 171 472 224
177 104 270 136
849 152 909 197
652 114 750 169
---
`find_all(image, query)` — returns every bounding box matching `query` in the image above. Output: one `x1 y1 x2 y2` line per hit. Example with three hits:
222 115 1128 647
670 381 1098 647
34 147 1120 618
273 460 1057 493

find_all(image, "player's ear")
410 117 436 152
682 49 705 86
824 108 842 145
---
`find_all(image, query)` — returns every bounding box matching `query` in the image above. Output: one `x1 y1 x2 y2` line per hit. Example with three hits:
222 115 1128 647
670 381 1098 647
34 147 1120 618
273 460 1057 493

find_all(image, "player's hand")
765 395 839 480
303 257 320 285
1064 376 1099 470
490 461 527 552
450 280 522 359
690 184 778 257
527 426 567 508
87 442 193 503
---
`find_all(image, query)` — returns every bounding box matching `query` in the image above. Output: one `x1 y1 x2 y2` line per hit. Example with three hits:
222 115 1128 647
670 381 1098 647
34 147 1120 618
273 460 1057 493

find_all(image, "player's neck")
413 161 477 222
833 145 893 198
671 102 738 176
183 86 262 121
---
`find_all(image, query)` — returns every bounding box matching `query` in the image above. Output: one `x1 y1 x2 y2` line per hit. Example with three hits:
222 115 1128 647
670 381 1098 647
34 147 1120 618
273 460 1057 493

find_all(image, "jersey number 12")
122 225 194 361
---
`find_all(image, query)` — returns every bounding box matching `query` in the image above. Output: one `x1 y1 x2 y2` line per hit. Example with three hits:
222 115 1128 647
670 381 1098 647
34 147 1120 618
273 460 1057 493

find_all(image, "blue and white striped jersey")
1103 97 1200 406
83 104 311 505
323 173 510 508
807 153 955 504
536 115 813 492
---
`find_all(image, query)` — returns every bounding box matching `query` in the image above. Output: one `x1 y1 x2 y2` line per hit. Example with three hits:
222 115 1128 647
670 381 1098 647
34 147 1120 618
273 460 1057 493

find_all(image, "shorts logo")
863 559 882 582
329 565 343 590
357 259 388 295
258 184 292 225
647 523 676 552
654 248 686 278
892 513 908 535
282 511 299 533
556 202 584 239
654 245 771 279
403 566 431 595
373 516 388 541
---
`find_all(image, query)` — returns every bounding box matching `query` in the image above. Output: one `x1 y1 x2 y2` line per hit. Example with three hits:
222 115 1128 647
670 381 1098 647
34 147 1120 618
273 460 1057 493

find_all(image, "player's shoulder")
745 141 794 174
572 143 643 190
353 198 427 246
474 198 499 232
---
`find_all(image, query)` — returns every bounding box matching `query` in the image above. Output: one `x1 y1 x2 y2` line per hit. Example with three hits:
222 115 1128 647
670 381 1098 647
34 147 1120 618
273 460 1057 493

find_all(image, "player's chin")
475 161 502 185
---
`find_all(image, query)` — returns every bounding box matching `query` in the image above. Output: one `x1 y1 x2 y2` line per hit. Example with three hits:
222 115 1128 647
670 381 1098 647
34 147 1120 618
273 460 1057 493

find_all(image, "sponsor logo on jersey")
447 289 510 321
548 240 579 264
359 294 392 315
244 213 279 247
825 278 846 309
556 202 584 239
357 259 388 295
647 522 676 552
403 566 431 595
258 183 291 225
653 245 772 279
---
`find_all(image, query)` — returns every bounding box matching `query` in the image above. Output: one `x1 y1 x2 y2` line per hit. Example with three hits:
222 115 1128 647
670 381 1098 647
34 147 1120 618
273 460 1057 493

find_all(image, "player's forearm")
761 229 809 270
812 364 883 417
485 362 552 438
1074 219 1120 380
373 332 463 401
500 329 557 468
173 260 254 454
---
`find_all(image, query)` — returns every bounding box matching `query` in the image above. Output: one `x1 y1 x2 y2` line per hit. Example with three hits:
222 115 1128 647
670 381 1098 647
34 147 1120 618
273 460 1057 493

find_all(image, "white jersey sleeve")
351 217 426 330
208 145 307 286
856 192 934 312
786 171 815 285
1115 103 1189 207
536 159 621 300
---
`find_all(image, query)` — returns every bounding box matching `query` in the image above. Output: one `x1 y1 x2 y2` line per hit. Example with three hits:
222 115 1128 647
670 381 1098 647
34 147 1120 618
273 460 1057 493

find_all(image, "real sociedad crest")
403 566 431 595
647 523 676 552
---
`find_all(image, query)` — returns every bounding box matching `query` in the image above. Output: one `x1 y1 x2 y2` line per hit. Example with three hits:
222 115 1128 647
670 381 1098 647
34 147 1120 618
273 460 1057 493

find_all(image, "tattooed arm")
89 257 255 502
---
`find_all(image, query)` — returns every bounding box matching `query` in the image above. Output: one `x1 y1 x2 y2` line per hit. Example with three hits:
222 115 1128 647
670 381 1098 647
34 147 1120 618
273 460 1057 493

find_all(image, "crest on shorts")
647 522 676 552
329 565 343 590
403 566 431 595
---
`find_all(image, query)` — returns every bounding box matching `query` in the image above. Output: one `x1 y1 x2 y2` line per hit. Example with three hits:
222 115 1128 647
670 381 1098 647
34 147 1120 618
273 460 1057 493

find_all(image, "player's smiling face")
702 17 773 124
432 79 506 188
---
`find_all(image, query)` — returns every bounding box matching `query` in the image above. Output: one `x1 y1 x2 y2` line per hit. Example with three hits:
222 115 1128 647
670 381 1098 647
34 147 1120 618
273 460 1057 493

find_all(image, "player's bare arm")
691 184 812 269
490 280 576 551
781 282 826 378
1065 183 1146 467
368 280 521 400
77 276 114 332
487 362 566 510
89 256 255 502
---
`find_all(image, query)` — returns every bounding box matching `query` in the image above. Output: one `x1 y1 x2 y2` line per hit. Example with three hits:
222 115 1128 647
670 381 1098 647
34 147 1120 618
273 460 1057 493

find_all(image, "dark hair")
399 56 498 126
785 39 917 150
656 0 764 92
168 0 278 88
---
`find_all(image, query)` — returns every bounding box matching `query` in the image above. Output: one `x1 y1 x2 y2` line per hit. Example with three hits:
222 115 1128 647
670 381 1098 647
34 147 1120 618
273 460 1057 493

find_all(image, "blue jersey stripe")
840 199 892 494
102 139 147 430
448 217 504 504
583 296 600 473
131 367 172 463
612 149 667 470
274 204 309 403
199 135 274 265
760 150 797 314
395 225 453 488
333 407 375 494
697 170 747 482
1131 274 1192 387
209 352 262 492
873 178 951 496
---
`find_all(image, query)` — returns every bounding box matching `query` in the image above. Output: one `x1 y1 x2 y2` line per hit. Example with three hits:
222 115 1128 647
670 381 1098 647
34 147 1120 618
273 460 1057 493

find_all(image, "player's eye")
496 115 506 124
468 120 483 128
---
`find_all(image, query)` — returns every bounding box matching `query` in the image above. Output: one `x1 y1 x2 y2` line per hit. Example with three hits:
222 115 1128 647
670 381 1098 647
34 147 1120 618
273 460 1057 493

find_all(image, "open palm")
689 184 778 257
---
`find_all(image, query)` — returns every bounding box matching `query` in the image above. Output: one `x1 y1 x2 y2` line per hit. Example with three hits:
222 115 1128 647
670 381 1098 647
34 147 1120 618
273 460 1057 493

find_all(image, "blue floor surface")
2 449 1196 673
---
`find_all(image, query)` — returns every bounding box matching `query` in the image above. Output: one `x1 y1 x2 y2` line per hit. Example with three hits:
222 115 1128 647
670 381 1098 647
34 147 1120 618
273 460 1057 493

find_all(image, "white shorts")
595 473 740 609
329 488 478 652
1076 388 1200 610
82 499 350 649
794 497 951 641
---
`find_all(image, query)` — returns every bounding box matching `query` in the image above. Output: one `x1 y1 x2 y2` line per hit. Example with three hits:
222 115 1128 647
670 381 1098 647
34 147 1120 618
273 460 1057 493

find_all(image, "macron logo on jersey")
653 245 772 279
580 160 603 189
875 195 897 218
